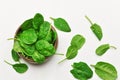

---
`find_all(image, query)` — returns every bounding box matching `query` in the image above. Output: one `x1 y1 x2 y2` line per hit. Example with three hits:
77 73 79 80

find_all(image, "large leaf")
71 62 93 80
20 29 37 44
92 62 118 80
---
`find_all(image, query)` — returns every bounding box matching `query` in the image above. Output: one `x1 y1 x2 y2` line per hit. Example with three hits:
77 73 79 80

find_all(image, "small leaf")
96 44 110 56
13 63 28 73
50 17 71 32
90 24 103 41
91 61 118 80
71 62 93 80
71 34 86 50
21 18 33 30
85 16 103 41
66 46 78 59
33 13 44 29
13 40 24 53
32 51 45 64
52 30 57 44
11 49 20 62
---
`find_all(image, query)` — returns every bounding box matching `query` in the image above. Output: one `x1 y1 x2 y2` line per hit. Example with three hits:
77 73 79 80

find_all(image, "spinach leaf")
35 40 56 56
38 21 51 41
52 30 57 44
20 28 37 44
4 61 28 73
85 16 103 41
58 34 86 63
19 41 35 56
96 44 116 56
33 13 44 29
13 40 24 53
66 46 78 59
11 49 20 62
91 61 118 80
50 17 71 32
43 30 52 43
32 50 45 64
13 63 28 73
71 62 93 80
71 34 86 50
21 19 33 30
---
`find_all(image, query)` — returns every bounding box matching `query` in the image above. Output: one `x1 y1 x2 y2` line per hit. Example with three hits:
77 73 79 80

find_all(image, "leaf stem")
85 16 93 25
90 64 95 67
7 38 17 40
4 60 13 66
55 53 64 56
58 58 67 64
110 46 117 50
50 17 55 20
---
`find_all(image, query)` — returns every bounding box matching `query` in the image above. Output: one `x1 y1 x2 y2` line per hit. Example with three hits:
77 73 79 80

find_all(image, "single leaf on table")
50 17 71 32
20 29 37 44
85 16 103 41
11 49 20 62
13 63 28 73
91 61 118 80
71 34 86 50
33 13 44 29
4 61 28 73
58 34 86 63
96 44 116 56
66 46 78 59
32 50 45 64
20 18 33 30
71 62 93 80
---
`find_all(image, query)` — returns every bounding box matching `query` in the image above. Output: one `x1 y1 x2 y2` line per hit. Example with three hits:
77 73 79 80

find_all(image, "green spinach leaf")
19 41 35 56
21 19 33 30
32 50 45 64
38 21 51 40
33 13 44 29
50 17 71 32
11 49 20 62
71 62 93 80
91 61 118 80
66 46 78 59
85 16 103 41
35 40 56 56
71 34 86 50
20 28 37 44
13 63 28 73
4 61 28 73
58 34 86 63
52 30 57 44
96 44 116 56
13 40 24 53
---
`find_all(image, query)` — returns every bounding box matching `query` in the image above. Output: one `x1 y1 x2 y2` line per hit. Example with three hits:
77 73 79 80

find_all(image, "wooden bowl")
14 26 58 64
